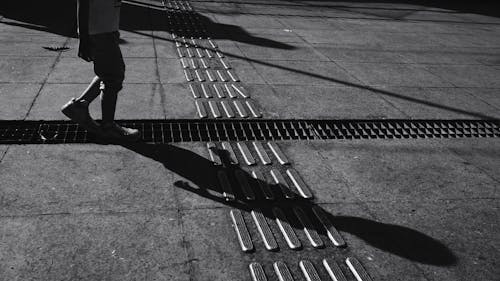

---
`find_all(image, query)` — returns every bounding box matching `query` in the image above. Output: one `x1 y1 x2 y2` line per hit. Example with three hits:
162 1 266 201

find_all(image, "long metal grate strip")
0 119 498 144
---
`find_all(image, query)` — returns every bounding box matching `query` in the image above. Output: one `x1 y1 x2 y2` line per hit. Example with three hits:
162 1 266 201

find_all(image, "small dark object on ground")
42 46 70 52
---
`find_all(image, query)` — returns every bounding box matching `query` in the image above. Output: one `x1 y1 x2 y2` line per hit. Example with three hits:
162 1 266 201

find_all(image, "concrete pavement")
1 0 499 280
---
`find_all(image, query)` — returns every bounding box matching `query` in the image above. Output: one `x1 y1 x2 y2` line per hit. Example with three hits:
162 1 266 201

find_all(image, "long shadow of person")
123 142 457 266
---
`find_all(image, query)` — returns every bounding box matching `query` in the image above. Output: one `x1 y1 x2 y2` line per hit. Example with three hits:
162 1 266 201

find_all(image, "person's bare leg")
99 81 140 141
76 76 102 103
101 85 118 124
60 76 101 132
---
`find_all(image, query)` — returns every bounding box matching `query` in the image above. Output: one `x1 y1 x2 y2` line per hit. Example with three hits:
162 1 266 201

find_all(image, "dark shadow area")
1 0 294 49
123 142 457 266
0 0 78 37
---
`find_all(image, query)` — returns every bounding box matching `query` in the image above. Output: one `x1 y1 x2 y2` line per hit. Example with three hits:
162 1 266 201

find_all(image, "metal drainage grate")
0 119 498 144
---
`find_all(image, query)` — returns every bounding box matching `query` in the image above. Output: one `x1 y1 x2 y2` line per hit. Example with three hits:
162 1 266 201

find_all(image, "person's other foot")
61 98 100 132
100 122 141 142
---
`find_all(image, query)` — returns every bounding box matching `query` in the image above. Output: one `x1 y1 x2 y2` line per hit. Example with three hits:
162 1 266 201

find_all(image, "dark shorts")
89 31 125 92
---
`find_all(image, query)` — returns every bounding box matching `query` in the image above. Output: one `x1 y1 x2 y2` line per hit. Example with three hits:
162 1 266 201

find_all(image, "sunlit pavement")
0 1 499 280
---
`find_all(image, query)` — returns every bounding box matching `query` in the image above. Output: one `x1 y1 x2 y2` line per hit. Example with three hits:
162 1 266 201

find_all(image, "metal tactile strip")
273 261 294 281
299 260 322 281
221 101 235 118
270 169 296 199
217 170 235 201
323 259 347 281
207 142 222 165
195 101 207 118
235 170 256 200
221 141 239 164
208 101 222 118
252 141 272 165
251 170 274 200
230 210 254 252
232 84 248 98
272 207 301 250
247 101 262 118
237 142 256 165
293 207 324 248
346 257 373 281
312 206 346 247
286 168 313 199
249 262 268 281
268 142 290 165
251 209 279 251
233 100 249 118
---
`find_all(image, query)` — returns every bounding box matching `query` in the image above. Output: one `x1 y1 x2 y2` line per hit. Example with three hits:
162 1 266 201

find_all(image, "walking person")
61 0 140 141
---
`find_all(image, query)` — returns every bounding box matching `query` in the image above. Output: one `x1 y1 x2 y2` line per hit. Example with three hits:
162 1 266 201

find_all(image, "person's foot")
61 98 100 132
100 122 141 142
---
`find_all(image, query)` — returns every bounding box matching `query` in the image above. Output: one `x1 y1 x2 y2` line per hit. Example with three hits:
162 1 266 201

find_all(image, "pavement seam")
462 88 500 112
157 3 197 278
22 37 70 120
292 29 413 119
0 145 10 163
217 41 495 119
2 197 498 219
176 40 490 120
151 23 168 119
312 142 434 280
447 147 500 185
232 41 269 88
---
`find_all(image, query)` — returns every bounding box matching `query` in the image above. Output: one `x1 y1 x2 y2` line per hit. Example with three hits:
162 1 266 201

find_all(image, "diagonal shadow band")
123 142 457 266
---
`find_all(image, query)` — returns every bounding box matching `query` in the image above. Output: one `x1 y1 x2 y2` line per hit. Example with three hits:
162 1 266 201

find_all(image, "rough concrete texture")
1 0 500 280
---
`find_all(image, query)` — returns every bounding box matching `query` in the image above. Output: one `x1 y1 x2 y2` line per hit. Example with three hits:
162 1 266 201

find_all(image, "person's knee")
103 80 123 93
100 71 124 93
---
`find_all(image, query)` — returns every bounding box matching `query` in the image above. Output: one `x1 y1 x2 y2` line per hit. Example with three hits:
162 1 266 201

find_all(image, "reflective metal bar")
233 100 249 118
188 84 201 98
346 257 372 281
195 100 207 118
237 142 256 165
273 207 301 249
251 170 274 200
273 261 294 281
217 170 235 201
230 209 254 252
286 169 313 199
299 260 321 281
201 84 212 98
312 206 346 247
251 209 278 250
221 101 235 118
246 101 262 118
293 206 324 248
252 141 271 165
267 142 290 165
249 262 268 281
231 84 249 98
207 142 222 165
323 259 347 281
221 141 239 164
208 101 222 118
235 170 256 200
